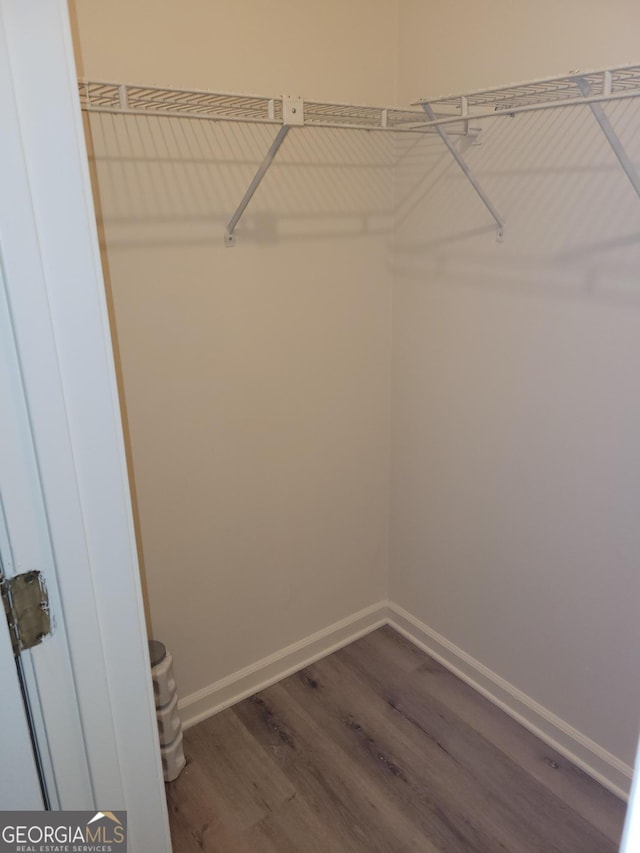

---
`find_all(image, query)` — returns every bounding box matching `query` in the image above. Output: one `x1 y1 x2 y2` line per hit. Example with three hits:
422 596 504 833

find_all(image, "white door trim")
1 1 171 848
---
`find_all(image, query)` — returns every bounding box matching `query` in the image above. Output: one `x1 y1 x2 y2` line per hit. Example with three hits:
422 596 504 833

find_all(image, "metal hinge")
0 571 51 656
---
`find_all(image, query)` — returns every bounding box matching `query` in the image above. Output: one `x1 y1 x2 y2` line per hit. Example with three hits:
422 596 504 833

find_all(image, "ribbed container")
150 646 177 708
149 640 186 782
160 731 186 783
156 692 182 746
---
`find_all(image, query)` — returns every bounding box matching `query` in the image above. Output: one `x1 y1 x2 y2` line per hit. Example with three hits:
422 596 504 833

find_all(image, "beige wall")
71 0 398 105
397 0 640 104
393 2 640 766
73 0 640 773
72 0 395 699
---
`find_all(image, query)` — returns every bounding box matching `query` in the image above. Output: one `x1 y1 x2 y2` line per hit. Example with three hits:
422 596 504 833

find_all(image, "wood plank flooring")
166 626 626 852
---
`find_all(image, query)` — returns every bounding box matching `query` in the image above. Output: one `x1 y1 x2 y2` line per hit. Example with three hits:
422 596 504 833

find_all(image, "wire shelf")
416 63 640 113
80 66 640 133
78 80 437 132
78 81 283 123
79 65 640 246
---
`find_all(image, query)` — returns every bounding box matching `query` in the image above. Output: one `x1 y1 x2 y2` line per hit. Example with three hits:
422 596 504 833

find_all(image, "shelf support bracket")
421 101 504 241
224 125 290 246
225 96 303 246
576 75 640 204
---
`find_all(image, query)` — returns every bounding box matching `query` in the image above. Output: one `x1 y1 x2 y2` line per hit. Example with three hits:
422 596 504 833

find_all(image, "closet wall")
70 0 396 701
392 0 640 772
397 0 640 101
71 0 640 788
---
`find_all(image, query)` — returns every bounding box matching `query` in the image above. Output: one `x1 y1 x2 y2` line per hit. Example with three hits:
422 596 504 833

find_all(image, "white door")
0 7 100 809
0 233 44 812
0 242 93 809
0 1 171 847
0 634 43 809
0 575 43 808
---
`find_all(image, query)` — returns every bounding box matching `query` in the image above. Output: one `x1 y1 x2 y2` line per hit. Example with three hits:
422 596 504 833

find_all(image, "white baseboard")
178 601 389 730
178 597 632 800
387 602 633 800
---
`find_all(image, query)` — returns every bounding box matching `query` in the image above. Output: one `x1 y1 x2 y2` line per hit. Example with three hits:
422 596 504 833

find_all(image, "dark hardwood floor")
166 626 626 852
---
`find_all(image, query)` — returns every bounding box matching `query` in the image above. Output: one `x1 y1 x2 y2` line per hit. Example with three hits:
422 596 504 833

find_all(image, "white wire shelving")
79 64 640 246
416 64 640 117
79 80 452 245
78 80 434 133
415 64 640 241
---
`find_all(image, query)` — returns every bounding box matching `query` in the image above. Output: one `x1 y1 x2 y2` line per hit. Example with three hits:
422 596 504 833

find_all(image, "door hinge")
0 571 51 656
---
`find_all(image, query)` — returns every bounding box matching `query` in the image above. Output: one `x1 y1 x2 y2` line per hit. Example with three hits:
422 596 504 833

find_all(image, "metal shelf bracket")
421 100 504 242
224 96 303 247
575 73 640 205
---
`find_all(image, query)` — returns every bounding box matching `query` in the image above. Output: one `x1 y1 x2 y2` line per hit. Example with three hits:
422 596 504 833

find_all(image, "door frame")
1 1 171 848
